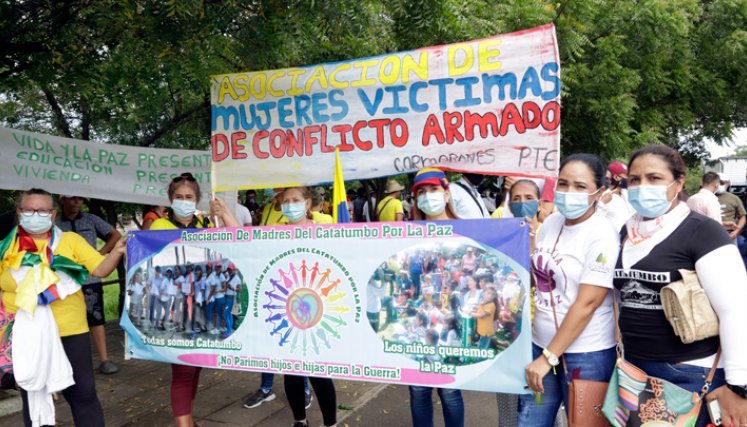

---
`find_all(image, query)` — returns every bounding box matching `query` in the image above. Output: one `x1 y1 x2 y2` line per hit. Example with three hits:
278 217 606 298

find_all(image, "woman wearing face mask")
149 172 240 427
275 186 338 427
519 153 620 426
409 168 465 427
617 145 747 427
411 168 460 221
2 188 125 427
508 179 542 253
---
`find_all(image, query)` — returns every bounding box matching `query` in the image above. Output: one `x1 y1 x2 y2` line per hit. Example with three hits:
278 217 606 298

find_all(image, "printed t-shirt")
717 191 746 224
0 232 104 336
614 212 730 362
376 195 404 222
476 302 496 336
531 211 619 353
55 212 113 285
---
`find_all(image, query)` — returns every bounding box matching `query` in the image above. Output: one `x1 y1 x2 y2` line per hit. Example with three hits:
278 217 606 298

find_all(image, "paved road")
0 323 507 426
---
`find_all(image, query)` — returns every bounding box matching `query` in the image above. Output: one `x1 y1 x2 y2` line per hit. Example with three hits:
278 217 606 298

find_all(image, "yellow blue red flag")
333 148 351 223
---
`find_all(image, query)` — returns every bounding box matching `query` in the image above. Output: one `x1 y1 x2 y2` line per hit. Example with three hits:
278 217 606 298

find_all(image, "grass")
102 270 121 322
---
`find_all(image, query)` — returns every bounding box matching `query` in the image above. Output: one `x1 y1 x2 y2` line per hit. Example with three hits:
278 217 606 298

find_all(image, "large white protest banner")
0 127 211 206
210 24 560 191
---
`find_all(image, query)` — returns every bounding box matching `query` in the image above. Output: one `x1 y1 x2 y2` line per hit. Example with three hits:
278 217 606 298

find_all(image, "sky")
707 127 747 159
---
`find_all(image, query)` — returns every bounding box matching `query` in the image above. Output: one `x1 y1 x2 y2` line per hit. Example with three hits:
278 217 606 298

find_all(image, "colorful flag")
333 148 351 223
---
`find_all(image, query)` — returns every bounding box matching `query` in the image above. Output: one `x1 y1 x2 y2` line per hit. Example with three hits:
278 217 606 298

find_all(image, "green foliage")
685 164 704 197
1 0 746 167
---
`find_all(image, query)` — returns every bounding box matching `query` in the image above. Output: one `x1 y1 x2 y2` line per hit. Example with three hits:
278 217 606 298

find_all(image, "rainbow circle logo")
285 288 323 330
261 258 352 356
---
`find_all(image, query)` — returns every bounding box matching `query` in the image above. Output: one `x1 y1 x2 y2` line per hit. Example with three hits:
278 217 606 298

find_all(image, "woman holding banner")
279 186 338 427
409 168 465 427
519 154 619 426
149 172 239 427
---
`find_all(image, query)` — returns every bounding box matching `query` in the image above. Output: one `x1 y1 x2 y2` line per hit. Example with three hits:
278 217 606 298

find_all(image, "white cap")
718 173 729 182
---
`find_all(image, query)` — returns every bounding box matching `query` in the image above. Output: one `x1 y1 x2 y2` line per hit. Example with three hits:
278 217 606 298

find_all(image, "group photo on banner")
1 14 746 427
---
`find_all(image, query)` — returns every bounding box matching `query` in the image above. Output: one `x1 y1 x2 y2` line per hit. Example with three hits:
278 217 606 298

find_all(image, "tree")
2 0 746 165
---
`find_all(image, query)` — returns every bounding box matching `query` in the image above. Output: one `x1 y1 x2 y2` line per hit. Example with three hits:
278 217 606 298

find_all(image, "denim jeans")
223 296 235 332
409 386 464 427
478 336 491 348
517 344 616 427
626 356 725 427
213 297 225 329
205 301 215 329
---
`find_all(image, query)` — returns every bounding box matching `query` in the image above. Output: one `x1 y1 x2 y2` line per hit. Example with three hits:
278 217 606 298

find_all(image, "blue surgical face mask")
19 213 53 234
171 199 196 219
554 189 599 220
282 202 307 222
628 182 676 218
417 192 447 217
509 199 539 218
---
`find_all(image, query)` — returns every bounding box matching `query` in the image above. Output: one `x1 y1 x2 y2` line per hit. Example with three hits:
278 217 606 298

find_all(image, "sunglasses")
172 173 196 183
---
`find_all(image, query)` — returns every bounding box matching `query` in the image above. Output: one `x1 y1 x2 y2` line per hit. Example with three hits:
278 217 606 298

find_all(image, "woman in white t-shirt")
518 153 619 426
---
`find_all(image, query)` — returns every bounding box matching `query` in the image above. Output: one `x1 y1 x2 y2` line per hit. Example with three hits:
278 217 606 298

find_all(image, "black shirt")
614 212 730 362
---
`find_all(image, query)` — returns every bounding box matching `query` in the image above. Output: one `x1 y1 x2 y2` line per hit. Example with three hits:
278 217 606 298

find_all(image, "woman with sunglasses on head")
519 154 619 426
409 168 465 427
149 172 240 427
616 145 747 426
274 186 337 427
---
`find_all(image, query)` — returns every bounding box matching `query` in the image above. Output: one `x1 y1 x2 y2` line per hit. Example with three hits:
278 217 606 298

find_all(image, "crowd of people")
1 143 747 427
368 245 525 360
127 260 245 339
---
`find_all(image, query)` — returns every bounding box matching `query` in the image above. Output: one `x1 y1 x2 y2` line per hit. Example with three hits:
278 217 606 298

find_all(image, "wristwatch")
542 348 560 367
727 384 747 399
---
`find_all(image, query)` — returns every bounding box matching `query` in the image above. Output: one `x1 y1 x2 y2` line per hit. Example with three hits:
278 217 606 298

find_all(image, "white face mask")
716 185 726 194
417 192 447 217
19 213 53 234
171 199 197 219
281 202 307 222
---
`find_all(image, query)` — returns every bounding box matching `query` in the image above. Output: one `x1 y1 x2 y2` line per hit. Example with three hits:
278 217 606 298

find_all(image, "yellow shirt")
376 195 404 222
476 302 496 336
150 216 210 230
260 200 286 226
491 206 505 218
311 211 334 224
1 232 104 336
